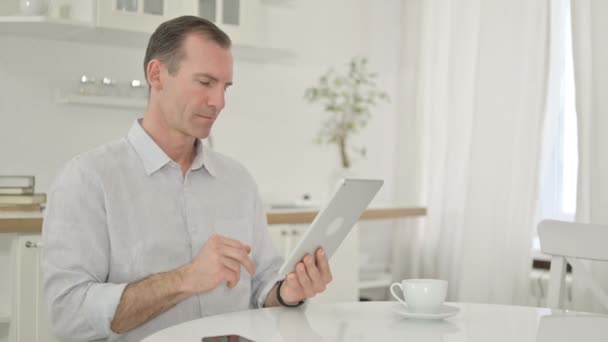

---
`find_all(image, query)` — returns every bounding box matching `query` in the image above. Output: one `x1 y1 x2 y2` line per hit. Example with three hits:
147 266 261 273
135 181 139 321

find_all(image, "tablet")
278 178 383 276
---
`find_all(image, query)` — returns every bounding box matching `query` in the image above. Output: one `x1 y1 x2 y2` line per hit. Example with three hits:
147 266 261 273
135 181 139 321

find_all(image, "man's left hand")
280 248 333 303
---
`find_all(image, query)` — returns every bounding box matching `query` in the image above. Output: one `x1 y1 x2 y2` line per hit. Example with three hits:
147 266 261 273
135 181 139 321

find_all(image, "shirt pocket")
213 217 252 246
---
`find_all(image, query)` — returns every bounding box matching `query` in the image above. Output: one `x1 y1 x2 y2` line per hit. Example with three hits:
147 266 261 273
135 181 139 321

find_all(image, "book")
0 203 42 212
0 175 35 188
0 193 46 205
0 187 35 195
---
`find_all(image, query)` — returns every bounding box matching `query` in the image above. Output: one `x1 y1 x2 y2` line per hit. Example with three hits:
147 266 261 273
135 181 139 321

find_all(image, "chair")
538 220 608 310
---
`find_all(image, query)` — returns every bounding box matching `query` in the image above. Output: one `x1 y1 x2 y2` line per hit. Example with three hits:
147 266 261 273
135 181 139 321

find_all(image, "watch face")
202 336 254 342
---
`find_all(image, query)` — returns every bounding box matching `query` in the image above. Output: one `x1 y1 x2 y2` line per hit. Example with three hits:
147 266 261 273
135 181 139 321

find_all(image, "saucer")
392 304 460 320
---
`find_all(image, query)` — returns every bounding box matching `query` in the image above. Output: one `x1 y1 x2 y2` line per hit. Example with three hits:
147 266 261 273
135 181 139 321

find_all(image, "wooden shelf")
0 16 295 62
267 206 427 225
0 218 42 233
0 206 426 233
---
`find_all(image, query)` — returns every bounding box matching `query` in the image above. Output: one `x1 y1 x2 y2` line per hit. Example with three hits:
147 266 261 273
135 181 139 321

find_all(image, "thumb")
282 273 300 299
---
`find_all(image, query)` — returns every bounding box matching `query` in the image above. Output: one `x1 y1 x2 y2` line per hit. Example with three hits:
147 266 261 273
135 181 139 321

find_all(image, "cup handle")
390 283 408 306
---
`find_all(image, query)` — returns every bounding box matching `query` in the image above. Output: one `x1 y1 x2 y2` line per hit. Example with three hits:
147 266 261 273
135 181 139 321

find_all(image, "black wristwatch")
276 279 305 307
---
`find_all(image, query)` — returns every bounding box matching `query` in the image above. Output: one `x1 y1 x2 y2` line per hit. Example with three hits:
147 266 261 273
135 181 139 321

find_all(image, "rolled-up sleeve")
41 158 127 341
249 189 283 308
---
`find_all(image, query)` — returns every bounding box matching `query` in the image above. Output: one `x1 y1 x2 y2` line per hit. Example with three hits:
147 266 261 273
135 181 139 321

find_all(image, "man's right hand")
180 234 256 294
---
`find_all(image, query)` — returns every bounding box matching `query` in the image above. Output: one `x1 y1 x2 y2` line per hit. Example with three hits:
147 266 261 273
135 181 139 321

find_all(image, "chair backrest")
537 220 608 310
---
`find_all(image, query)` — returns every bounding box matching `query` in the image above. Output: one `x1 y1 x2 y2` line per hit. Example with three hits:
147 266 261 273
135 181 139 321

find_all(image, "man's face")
159 34 233 139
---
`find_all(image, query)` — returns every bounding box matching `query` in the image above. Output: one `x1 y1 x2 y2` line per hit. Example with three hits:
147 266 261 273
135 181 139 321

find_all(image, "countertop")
0 205 426 234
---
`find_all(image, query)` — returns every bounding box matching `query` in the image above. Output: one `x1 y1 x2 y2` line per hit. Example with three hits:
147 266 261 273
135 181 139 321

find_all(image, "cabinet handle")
25 241 42 248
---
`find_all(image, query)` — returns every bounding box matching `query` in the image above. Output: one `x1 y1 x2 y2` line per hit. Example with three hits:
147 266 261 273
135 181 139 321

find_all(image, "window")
535 0 578 251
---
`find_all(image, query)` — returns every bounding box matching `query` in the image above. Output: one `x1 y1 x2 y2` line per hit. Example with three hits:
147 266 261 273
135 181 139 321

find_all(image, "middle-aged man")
41 15 332 342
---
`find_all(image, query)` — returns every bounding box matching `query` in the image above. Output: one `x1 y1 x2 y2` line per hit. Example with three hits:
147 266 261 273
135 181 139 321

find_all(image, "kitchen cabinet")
0 234 12 342
96 0 196 34
0 233 55 342
0 0 295 61
193 0 263 48
10 235 55 342
98 0 263 47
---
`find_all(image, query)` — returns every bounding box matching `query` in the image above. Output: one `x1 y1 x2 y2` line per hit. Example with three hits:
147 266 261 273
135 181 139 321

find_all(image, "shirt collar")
192 139 219 177
127 119 217 177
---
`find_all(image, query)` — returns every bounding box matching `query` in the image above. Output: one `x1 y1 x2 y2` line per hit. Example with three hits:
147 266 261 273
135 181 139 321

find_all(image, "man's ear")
146 59 164 91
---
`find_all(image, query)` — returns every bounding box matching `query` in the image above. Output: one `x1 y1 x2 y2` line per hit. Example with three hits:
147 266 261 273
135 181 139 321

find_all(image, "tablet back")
278 178 383 276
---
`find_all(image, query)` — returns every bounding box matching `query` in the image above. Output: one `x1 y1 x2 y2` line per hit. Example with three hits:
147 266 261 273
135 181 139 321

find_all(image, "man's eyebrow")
194 73 232 86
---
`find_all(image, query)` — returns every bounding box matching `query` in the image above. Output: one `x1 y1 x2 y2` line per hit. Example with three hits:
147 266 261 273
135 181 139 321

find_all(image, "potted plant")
304 57 389 170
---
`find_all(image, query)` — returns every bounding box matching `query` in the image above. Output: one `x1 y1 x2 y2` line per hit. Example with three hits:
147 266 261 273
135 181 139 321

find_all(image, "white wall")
0 0 402 206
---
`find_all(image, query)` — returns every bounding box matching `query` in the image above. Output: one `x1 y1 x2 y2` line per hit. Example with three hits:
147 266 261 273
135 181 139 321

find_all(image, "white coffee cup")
390 279 448 313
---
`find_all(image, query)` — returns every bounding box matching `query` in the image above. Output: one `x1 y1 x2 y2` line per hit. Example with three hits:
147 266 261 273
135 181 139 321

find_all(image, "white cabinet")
0 233 55 342
96 0 263 46
0 1 294 61
268 224 359 303
96 0 193 33
9 235 56 342
0 234 13 342
194 0 263 47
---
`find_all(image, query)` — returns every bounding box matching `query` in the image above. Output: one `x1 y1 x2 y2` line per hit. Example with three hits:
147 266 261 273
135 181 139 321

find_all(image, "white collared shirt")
41 120 283 342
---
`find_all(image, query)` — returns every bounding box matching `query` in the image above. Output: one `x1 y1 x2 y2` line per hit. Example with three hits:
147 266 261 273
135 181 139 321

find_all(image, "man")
41 16 332 342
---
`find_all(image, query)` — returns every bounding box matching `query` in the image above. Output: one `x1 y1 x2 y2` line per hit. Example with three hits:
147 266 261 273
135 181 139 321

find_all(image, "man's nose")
207 87 225 111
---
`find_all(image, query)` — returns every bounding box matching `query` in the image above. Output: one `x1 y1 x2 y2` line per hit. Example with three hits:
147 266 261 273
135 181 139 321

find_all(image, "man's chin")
192 128 212 140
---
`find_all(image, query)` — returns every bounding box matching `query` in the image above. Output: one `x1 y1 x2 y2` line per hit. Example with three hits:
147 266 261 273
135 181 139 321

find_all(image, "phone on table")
202 336 253 342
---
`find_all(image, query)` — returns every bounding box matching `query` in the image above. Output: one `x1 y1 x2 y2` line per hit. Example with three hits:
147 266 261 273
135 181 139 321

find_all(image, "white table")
142 301 608 342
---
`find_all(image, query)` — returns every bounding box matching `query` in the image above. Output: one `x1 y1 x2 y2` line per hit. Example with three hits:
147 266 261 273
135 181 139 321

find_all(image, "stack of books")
0 176 45 212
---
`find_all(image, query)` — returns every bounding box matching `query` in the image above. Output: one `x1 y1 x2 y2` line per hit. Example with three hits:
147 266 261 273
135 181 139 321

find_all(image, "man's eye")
198 80 211 86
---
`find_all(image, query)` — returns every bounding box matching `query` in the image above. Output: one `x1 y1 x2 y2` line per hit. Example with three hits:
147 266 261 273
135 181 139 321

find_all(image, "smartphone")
202 336 254 342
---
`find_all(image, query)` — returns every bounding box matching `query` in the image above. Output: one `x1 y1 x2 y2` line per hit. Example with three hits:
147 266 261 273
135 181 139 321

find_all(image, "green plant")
304 57 389 169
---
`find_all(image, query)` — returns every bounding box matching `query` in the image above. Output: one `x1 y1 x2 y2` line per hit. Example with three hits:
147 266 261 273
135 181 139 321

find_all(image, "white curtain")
570 0 608 314
395 0 550 304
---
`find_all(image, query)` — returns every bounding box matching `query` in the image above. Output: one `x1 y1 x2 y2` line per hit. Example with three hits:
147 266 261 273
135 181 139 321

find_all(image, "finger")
303 254 325 293
222 256 241 280
222 268 238 289
222 246 256 275
316 248 333 284
216 234 251 252
295 262 315 298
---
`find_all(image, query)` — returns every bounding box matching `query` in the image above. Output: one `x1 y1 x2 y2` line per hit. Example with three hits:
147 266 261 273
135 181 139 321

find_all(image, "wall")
0 0 402 206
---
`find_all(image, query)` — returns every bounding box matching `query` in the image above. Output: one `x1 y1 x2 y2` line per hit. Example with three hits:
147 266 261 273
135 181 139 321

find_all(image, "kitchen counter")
266 206 426 224
0 206 426 233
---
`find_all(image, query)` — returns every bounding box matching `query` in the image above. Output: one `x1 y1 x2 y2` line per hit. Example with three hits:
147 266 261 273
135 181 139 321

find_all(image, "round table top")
142 301 608 342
